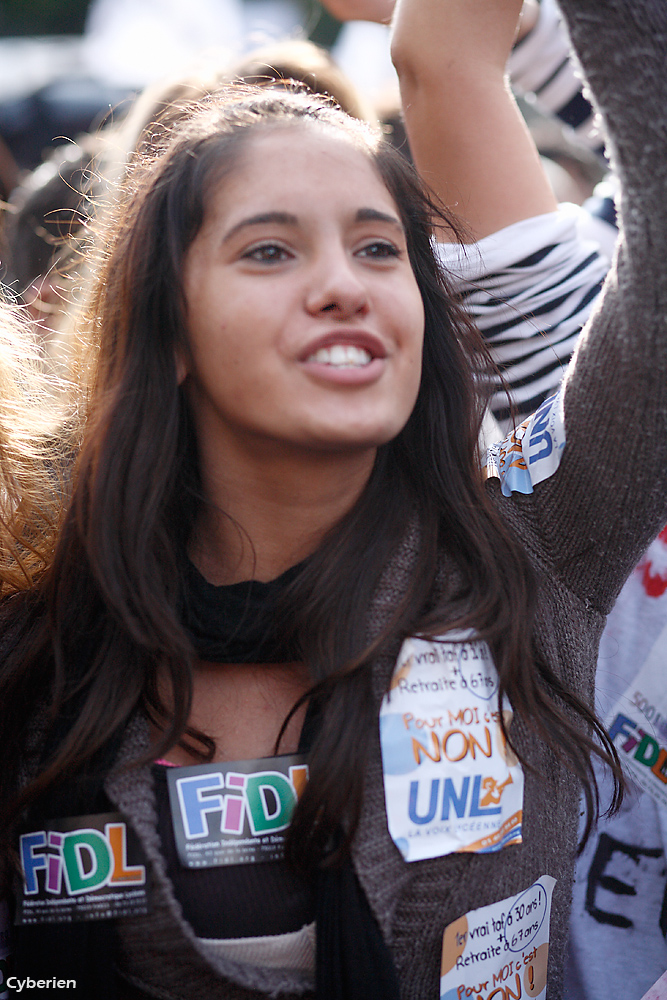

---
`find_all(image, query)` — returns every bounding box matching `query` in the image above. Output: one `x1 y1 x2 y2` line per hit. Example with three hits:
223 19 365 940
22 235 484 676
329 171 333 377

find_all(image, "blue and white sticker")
485 391 566 497
379 631 524 863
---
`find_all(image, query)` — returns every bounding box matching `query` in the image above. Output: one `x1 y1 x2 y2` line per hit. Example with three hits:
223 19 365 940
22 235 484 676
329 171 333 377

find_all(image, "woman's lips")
298 331 388 384
307 344 373 367
298 330 387 363
300 354 386 385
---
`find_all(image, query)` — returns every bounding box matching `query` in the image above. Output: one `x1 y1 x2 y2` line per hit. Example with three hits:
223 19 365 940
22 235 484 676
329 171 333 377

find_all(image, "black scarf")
12 564 400 1000
181 558 303 663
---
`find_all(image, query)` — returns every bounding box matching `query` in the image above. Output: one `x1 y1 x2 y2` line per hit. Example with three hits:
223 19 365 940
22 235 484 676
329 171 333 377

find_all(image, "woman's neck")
189 442 376 585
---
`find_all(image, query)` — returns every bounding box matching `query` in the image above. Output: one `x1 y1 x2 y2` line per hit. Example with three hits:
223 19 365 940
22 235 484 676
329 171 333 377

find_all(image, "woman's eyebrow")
355 207 404 231
222 211 298 242
222 207 404 243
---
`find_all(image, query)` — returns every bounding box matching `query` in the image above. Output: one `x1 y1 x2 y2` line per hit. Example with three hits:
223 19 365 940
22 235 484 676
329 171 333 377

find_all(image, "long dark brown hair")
0 87 620 871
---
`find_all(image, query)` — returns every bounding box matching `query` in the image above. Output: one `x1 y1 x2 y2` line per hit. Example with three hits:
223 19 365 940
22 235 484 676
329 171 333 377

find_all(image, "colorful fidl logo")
21 822 146 897
176 764 309 840
609 714 667 784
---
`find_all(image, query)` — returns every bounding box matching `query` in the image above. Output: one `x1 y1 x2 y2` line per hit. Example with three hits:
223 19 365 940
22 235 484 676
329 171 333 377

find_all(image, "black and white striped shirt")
436 204 609 430
509 0 603 157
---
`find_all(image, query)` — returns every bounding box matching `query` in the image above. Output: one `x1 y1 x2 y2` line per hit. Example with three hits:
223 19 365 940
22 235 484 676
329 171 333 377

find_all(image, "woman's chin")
297 423 405 454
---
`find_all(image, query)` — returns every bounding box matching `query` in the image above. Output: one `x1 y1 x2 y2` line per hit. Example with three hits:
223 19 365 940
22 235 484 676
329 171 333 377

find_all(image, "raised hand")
391 0 556 239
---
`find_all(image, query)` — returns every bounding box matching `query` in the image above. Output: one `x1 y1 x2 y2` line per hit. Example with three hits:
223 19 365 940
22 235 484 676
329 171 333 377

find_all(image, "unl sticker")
440 875 556 1000
485 391 566 497
606 619 667 809
167 754 308 868
379 632 523 863
16 812 149 925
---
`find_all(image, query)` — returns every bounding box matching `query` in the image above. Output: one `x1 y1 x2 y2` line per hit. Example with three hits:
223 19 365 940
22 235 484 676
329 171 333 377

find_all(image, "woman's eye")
358 241 401 260
242 244 291 263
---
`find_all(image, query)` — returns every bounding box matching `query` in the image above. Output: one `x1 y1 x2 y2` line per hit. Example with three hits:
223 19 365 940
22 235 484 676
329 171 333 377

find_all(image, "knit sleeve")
504 0 667 613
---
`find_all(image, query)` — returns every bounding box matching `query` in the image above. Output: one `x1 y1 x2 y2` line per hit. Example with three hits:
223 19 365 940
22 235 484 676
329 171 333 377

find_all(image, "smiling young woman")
2 0 667 992
181 124 425 588
181 129 424 457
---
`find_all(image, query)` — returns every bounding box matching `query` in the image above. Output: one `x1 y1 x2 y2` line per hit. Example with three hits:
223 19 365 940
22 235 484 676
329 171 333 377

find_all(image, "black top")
155 560 315 940
181 558 303 663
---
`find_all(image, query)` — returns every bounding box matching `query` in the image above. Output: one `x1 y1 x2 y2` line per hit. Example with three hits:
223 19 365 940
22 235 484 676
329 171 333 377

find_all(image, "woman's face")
181 125 425 466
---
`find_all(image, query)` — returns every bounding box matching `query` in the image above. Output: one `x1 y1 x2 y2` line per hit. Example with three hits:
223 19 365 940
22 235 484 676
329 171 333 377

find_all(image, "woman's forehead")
202 124 398 226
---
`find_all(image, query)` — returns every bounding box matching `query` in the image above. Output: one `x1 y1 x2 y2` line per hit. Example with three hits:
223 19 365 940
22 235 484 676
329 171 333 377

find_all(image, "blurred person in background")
0 139 98 348
0 292 69 594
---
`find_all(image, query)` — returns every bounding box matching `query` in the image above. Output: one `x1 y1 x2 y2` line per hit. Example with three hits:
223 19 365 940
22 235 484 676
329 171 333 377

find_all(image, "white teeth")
330 345 348 366
308 345 373 367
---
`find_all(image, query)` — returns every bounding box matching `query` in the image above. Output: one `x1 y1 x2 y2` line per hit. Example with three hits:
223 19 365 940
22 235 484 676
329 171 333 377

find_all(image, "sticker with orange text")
440 875 555 1000
379 632 523 862
484 391 566 497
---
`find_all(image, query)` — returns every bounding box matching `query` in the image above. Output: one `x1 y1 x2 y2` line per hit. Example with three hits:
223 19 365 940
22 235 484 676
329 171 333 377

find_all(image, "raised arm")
389 0 609 430
390 0 557 239
501 0 667 611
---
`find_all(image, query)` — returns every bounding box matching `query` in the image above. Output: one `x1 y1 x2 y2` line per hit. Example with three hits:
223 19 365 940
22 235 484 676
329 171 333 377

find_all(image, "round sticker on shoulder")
379 631 524 862
440 875 556 1000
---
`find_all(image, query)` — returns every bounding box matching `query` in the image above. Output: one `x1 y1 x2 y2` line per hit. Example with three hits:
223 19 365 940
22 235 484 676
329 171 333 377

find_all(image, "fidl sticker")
16 812 150 925
605 617 667 810
167 753 308 868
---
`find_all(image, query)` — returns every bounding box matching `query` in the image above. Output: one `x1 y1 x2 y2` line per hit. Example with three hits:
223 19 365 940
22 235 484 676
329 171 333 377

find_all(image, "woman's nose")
304 251 370 319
